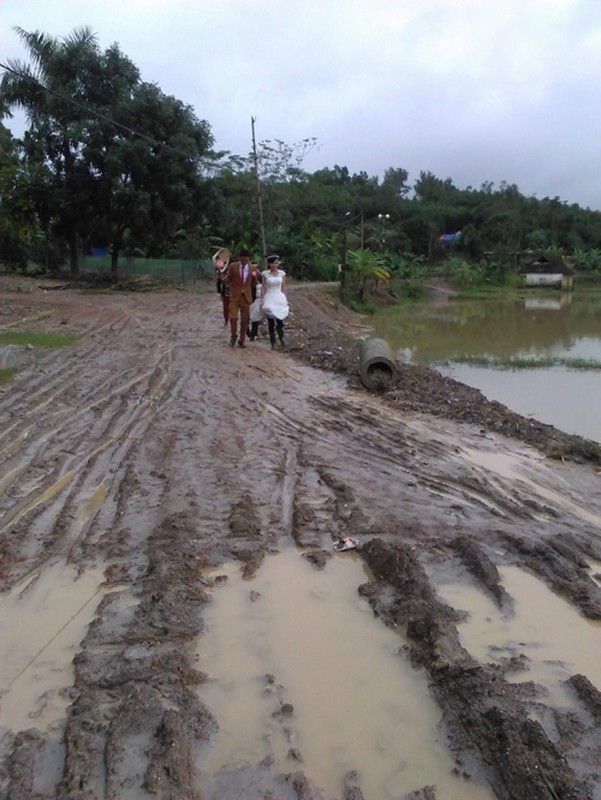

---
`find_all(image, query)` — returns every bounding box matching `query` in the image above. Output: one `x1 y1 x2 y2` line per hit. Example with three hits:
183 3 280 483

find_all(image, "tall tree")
1 26 214 276
1 26 101 273
82 68 213 272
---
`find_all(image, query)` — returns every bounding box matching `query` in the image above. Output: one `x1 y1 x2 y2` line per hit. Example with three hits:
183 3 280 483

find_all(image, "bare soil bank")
1 275 600 800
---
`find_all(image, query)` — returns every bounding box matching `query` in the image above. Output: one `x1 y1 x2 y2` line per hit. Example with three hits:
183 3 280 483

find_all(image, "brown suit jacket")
225 260 256 305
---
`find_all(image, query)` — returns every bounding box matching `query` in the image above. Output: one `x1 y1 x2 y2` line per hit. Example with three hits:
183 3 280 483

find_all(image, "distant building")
519 253 575 290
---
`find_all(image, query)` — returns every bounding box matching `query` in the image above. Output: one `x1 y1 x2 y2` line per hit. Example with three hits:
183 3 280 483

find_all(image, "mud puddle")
435 565 601 707
0 559 106 733
196 547 494 799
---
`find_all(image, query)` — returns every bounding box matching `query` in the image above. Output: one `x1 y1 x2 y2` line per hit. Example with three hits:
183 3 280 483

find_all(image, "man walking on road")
222 249 257 348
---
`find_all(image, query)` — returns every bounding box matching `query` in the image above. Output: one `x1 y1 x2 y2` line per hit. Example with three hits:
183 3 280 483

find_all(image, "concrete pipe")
359 338 397 391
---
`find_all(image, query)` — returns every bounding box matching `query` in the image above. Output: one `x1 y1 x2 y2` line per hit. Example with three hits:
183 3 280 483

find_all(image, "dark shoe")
229 337 237 347
249 335 255 341
279 337 286 349
271 343 276 351
238 341 246 348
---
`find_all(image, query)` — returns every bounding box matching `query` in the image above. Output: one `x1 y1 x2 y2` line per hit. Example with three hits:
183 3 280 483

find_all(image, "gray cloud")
2 0 601 208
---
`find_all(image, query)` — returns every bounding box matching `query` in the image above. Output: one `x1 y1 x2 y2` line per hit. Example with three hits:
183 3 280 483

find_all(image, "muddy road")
0 277 600 800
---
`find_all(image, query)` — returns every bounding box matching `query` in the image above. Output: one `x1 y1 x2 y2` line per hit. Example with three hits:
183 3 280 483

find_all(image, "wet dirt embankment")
0 275 600 800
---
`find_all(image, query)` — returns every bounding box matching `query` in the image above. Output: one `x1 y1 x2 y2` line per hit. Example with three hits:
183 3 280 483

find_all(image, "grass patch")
452 287 533 301
0 367 17 385
0 331 78 347
437 354 601 370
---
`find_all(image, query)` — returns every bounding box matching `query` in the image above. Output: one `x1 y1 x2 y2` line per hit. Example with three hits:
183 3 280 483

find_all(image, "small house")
520 253 575 290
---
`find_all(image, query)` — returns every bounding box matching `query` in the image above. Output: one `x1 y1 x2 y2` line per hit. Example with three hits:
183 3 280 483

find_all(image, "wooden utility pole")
251 117 267 263
340 213 349 300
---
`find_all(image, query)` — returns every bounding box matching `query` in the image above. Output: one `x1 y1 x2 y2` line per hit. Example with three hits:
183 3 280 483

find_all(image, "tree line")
2 26 601 295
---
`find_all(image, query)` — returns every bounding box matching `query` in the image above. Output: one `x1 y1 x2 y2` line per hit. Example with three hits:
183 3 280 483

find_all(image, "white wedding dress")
261 269 289 320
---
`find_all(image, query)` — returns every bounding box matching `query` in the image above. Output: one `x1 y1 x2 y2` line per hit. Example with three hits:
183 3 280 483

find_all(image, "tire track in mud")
3 376 176 529
309 391 601 528
299 389 601 622
359 538 599 800
1 295 218 799
46 318 321 798
302 393 525 527
215 332 601 796
2 288 601 799
0 298 195 582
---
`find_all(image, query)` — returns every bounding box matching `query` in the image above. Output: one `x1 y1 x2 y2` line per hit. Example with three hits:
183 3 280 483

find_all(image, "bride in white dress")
261 255 289 349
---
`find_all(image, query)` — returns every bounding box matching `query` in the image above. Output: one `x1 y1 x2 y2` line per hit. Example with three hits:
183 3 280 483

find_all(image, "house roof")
520 253 575 275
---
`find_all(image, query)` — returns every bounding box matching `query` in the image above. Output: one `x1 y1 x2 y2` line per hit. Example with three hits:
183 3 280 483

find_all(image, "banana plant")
346 248 390 300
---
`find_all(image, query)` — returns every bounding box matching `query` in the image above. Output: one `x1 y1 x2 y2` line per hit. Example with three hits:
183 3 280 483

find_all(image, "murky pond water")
196 547 494 799
372 285 601 443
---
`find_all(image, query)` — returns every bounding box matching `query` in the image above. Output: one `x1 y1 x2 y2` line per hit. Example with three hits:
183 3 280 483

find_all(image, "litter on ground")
333 537 358 552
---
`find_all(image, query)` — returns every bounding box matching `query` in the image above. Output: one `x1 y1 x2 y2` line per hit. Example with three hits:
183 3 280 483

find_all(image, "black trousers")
267 317 284 343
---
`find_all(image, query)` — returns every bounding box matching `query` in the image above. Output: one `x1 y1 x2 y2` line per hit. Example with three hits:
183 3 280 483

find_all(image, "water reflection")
373 287 601 443
523 295 572 311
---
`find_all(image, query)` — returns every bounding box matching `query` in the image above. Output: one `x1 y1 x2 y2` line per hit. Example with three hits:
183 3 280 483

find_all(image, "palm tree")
2 26 98 120
1 26 99 273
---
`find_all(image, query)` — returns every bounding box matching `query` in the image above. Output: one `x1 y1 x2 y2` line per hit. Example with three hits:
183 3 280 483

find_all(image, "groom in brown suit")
223 249 257 348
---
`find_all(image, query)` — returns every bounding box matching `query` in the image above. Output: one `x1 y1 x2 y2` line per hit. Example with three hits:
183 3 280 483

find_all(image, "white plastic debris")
333 537 358 552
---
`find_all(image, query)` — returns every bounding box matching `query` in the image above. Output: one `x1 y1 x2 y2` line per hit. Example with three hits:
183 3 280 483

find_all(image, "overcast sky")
2 0 601 210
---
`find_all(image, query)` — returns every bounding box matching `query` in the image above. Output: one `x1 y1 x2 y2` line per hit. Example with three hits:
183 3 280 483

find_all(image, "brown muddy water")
0 560 106 731
372 287 601 443
196 547 494 800
435 566 601 708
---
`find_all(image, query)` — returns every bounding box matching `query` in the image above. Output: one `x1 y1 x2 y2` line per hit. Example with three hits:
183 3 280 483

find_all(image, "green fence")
79 256 215 287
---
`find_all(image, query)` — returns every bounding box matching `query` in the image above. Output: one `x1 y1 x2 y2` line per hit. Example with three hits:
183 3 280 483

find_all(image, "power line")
0 61 212 164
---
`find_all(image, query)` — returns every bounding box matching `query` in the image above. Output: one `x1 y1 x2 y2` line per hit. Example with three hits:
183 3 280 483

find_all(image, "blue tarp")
439 231 462 245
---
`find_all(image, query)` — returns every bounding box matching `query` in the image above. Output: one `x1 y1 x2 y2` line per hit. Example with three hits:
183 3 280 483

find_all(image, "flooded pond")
372 285 601 443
